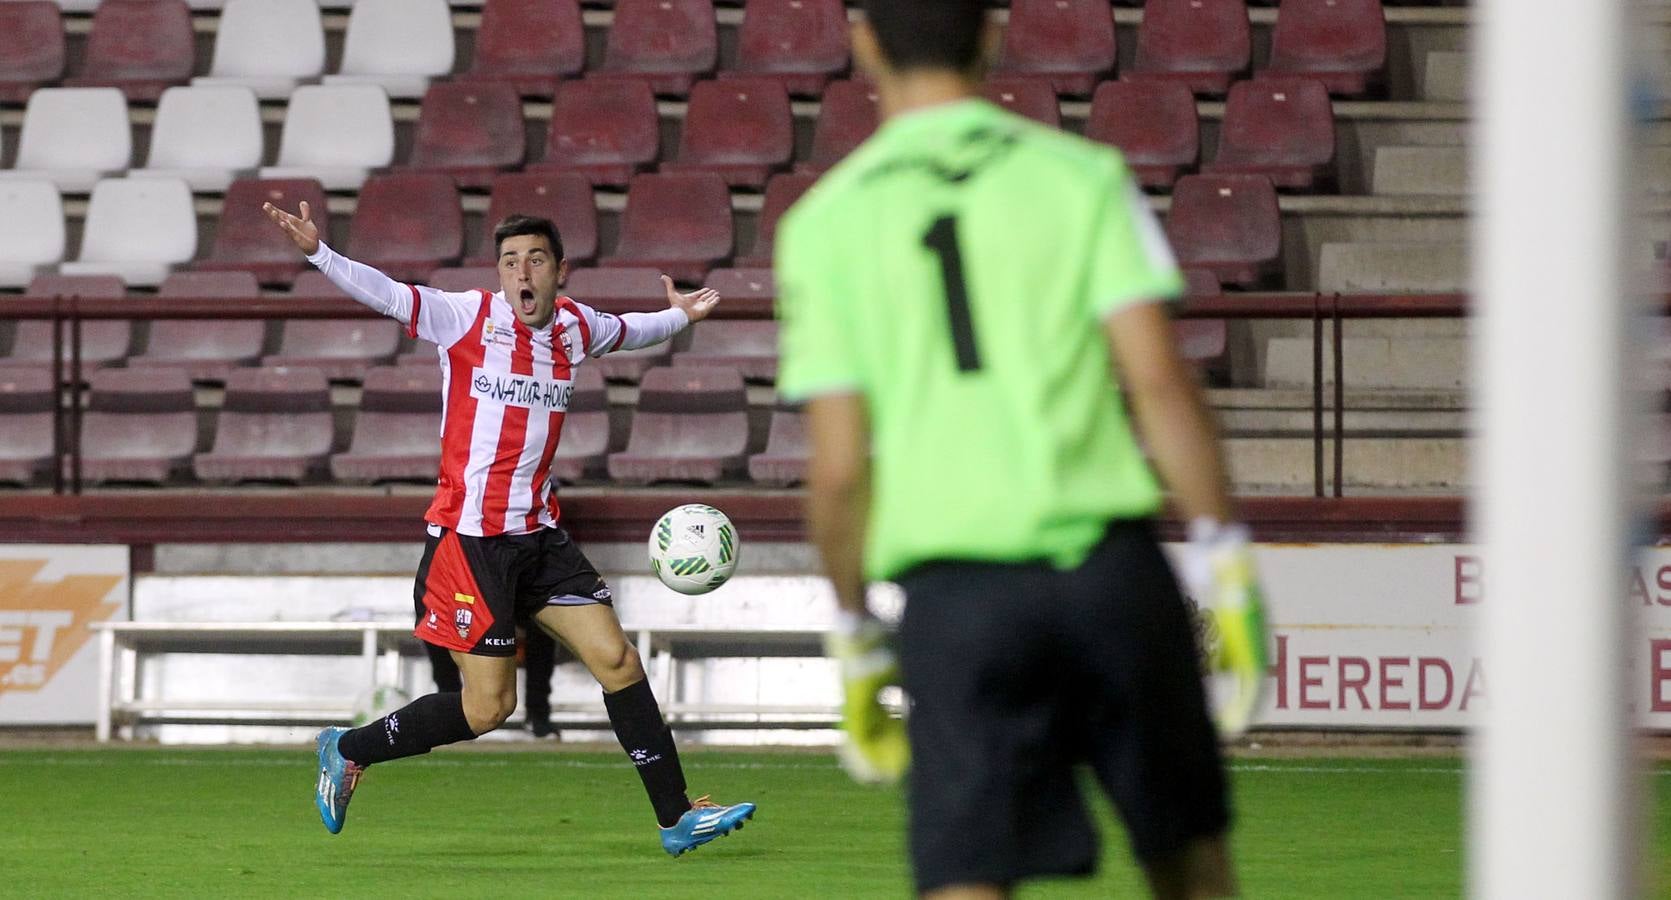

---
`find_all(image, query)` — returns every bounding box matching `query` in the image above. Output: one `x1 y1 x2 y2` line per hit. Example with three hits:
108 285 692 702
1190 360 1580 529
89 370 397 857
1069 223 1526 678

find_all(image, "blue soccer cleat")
659 795 756 857
313 726 364 835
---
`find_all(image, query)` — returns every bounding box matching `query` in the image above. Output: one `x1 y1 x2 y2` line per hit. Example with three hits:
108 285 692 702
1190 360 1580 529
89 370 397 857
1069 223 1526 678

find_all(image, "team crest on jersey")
454 608 473 640
558 328 573 356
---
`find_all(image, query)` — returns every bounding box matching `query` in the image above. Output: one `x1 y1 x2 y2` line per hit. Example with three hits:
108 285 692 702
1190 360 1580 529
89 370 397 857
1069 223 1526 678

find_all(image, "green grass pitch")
2 749 1666 897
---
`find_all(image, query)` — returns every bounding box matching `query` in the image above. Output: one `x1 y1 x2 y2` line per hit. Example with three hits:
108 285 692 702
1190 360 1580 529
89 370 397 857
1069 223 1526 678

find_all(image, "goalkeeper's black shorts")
894 519 1229 894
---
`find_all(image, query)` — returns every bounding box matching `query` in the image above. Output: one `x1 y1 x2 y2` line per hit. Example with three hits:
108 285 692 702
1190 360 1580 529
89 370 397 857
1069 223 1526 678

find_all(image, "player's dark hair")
860 0 988 73
493 214 565 261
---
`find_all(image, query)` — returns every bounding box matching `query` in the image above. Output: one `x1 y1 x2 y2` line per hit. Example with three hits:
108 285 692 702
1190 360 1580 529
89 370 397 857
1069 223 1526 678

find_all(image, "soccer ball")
648 504 740 595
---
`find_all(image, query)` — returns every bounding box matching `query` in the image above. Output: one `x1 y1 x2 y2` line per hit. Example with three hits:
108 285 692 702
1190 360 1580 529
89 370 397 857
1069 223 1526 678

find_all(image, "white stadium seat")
131 86 263 193
0 87 131 193
192 0 327 101
321 0 455 99
258 84 396 191
0 180 66 289
60 177 197 287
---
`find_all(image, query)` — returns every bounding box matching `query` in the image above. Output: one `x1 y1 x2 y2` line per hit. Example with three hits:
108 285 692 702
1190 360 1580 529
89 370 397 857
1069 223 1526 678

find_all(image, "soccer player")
776 2 1268 898
264 202 757 856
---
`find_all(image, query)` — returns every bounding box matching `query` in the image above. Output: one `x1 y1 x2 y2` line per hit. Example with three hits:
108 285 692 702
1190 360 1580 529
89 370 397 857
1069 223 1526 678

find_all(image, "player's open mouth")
518 288 536 314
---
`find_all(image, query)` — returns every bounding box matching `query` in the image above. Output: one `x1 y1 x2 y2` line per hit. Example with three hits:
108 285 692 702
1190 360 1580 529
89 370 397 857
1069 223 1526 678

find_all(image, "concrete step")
1317 241 1470 293
1263 335 1470 390
1217 407 1467 435
1224 436 1468 493
1373 146 1470 196
1207 386 1466 411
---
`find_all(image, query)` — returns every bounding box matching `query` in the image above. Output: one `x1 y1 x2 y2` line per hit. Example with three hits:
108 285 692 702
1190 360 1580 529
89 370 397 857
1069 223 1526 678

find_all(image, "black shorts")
895 520 1229 893
412 523 613 657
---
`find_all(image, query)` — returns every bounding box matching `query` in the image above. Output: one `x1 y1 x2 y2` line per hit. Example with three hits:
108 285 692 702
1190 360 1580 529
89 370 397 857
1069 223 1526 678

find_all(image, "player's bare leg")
1140 835 1238 899
451 651 519 734
535 603 645 692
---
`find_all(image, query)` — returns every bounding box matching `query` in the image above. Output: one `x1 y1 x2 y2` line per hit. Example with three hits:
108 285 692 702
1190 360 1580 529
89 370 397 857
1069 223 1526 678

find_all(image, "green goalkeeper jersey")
776 98 1184 582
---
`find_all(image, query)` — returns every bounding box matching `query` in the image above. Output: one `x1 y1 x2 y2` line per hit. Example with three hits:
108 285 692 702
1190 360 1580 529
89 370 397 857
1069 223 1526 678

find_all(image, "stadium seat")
195 178 331 288
607 366 748 484
129 271 266 381
701 267 776 317
595 0 716 96
329 365 443 483
405 81 527 190
399 341 442 367
194 366 334 483
602 174 734 284
259 84 396 191
1084 80 1199 189
662 78 793 188
131 86 263 193
994 0 1117 96
799 79 879 175
0 180 65 289
461 0 584 98
1183 267 1221 296
1165 174 1281 287
344 173 464 283
427 267 499 293
747 405 805 487
0 368 56 486
266 272 403 380
192 0 326 100
564 267 669 316
470 172 598 266
1263 0 1387 95
322 0 456 99
65 0 194 103
78 367 197 484
1125 0 1251 95
550 366 609 483
1205 78 1336 190
735 175 814 268
725 0 849 97
0 87 131 193
533 79 660 188
980 77 1061 128
0 2 66 105
673 320 778 383
60 178 196 287
6 275 132 370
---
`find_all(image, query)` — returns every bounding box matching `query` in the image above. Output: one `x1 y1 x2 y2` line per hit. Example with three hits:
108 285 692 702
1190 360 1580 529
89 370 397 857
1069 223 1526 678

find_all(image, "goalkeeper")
775 1 1267 897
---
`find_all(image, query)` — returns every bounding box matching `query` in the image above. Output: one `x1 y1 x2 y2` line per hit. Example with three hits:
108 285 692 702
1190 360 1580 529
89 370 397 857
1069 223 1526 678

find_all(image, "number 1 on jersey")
923 215 982 373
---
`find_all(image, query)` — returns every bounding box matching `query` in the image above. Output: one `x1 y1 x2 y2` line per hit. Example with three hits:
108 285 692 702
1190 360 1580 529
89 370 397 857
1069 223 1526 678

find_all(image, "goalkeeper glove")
1181 518 1270 739
824 611 909 784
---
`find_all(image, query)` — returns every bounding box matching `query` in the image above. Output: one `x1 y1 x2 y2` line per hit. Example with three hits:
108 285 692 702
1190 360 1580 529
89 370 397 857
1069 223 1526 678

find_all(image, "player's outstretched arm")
262 200 433 329
585 277 722 356
662 275 720 322
264 201 320 256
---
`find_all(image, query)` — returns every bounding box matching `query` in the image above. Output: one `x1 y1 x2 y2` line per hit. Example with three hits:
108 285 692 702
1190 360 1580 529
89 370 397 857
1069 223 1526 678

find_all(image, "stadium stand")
597 334 676 383
195 178 331 288
748 404 806 488
60 177 197 288
1318 242 1468 293
1263 0 1387 96
5 275 131 370
981 77 1062 128
265 272 403 380
799 79 879 175
607 366 749 485
1206 78 1337 190
0 180 66 289
322 0 456 100
427 267 498 293
595 0 718 96
192 0 326 101
1084 80 1199 189
702 267 776 317
735 175 814 268
675 320 779 383
128 271 266 382
470 172 599 266
0 2 66 105
1125 0 1251 95
1165 174 1282 288
1372 145 1469 196
0 368 55 486
0 87 131 193
550 366 611 484
405 81 528 190
193 366 334 483
725 0 850 97
65 0 194 103
663 78 795 188
602 173 735 284
259 84 396 191
329 365 443 484
132 86 264 193
459 0 584 99
343 173 465 284
564 267 669 317
533 78 661 188
77 367 197 486
995 0 1118 96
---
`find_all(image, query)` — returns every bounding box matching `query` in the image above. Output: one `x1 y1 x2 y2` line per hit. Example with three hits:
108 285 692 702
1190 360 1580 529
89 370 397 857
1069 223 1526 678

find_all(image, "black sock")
337 692 477 767
603 678 690 827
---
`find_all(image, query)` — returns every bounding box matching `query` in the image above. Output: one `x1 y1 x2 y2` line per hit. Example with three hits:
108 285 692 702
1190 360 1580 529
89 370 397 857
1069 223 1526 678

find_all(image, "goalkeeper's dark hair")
860 0 988 73
493 214 565 261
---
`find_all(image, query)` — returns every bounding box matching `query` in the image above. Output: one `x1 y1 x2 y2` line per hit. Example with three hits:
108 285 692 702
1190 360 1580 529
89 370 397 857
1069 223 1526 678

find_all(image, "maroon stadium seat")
736 174 814 268
1085 80 1199 189
596 334 676 383
470 172 598 266
399 340 442 367
981 77 1061 128
426 267 500 293
1183 267 1221 296
534 79 660 188
0 2 66 105
194 366 334 483
994 0 1117 96
266 271 403 380
1165 174 1281 287
663 78 793 188
1263 0 1386 95
345 173 464 283
799 79 879 175
66 0 194 103
550 366 609 483
607 365 748 484
564 267 669 316
673 320 778 383
725 0 849 97
78 367 196 484
702 267 776 317
0 368 56 485
747 405 805 487
329 365 442 483
602 174 734 284
1206 78 1336 190
129 271 266 381
405 81 527 190
196 178 332 288
1126 0 1250 95
3 275 131 370
460 0 584 98
595 0 717 96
